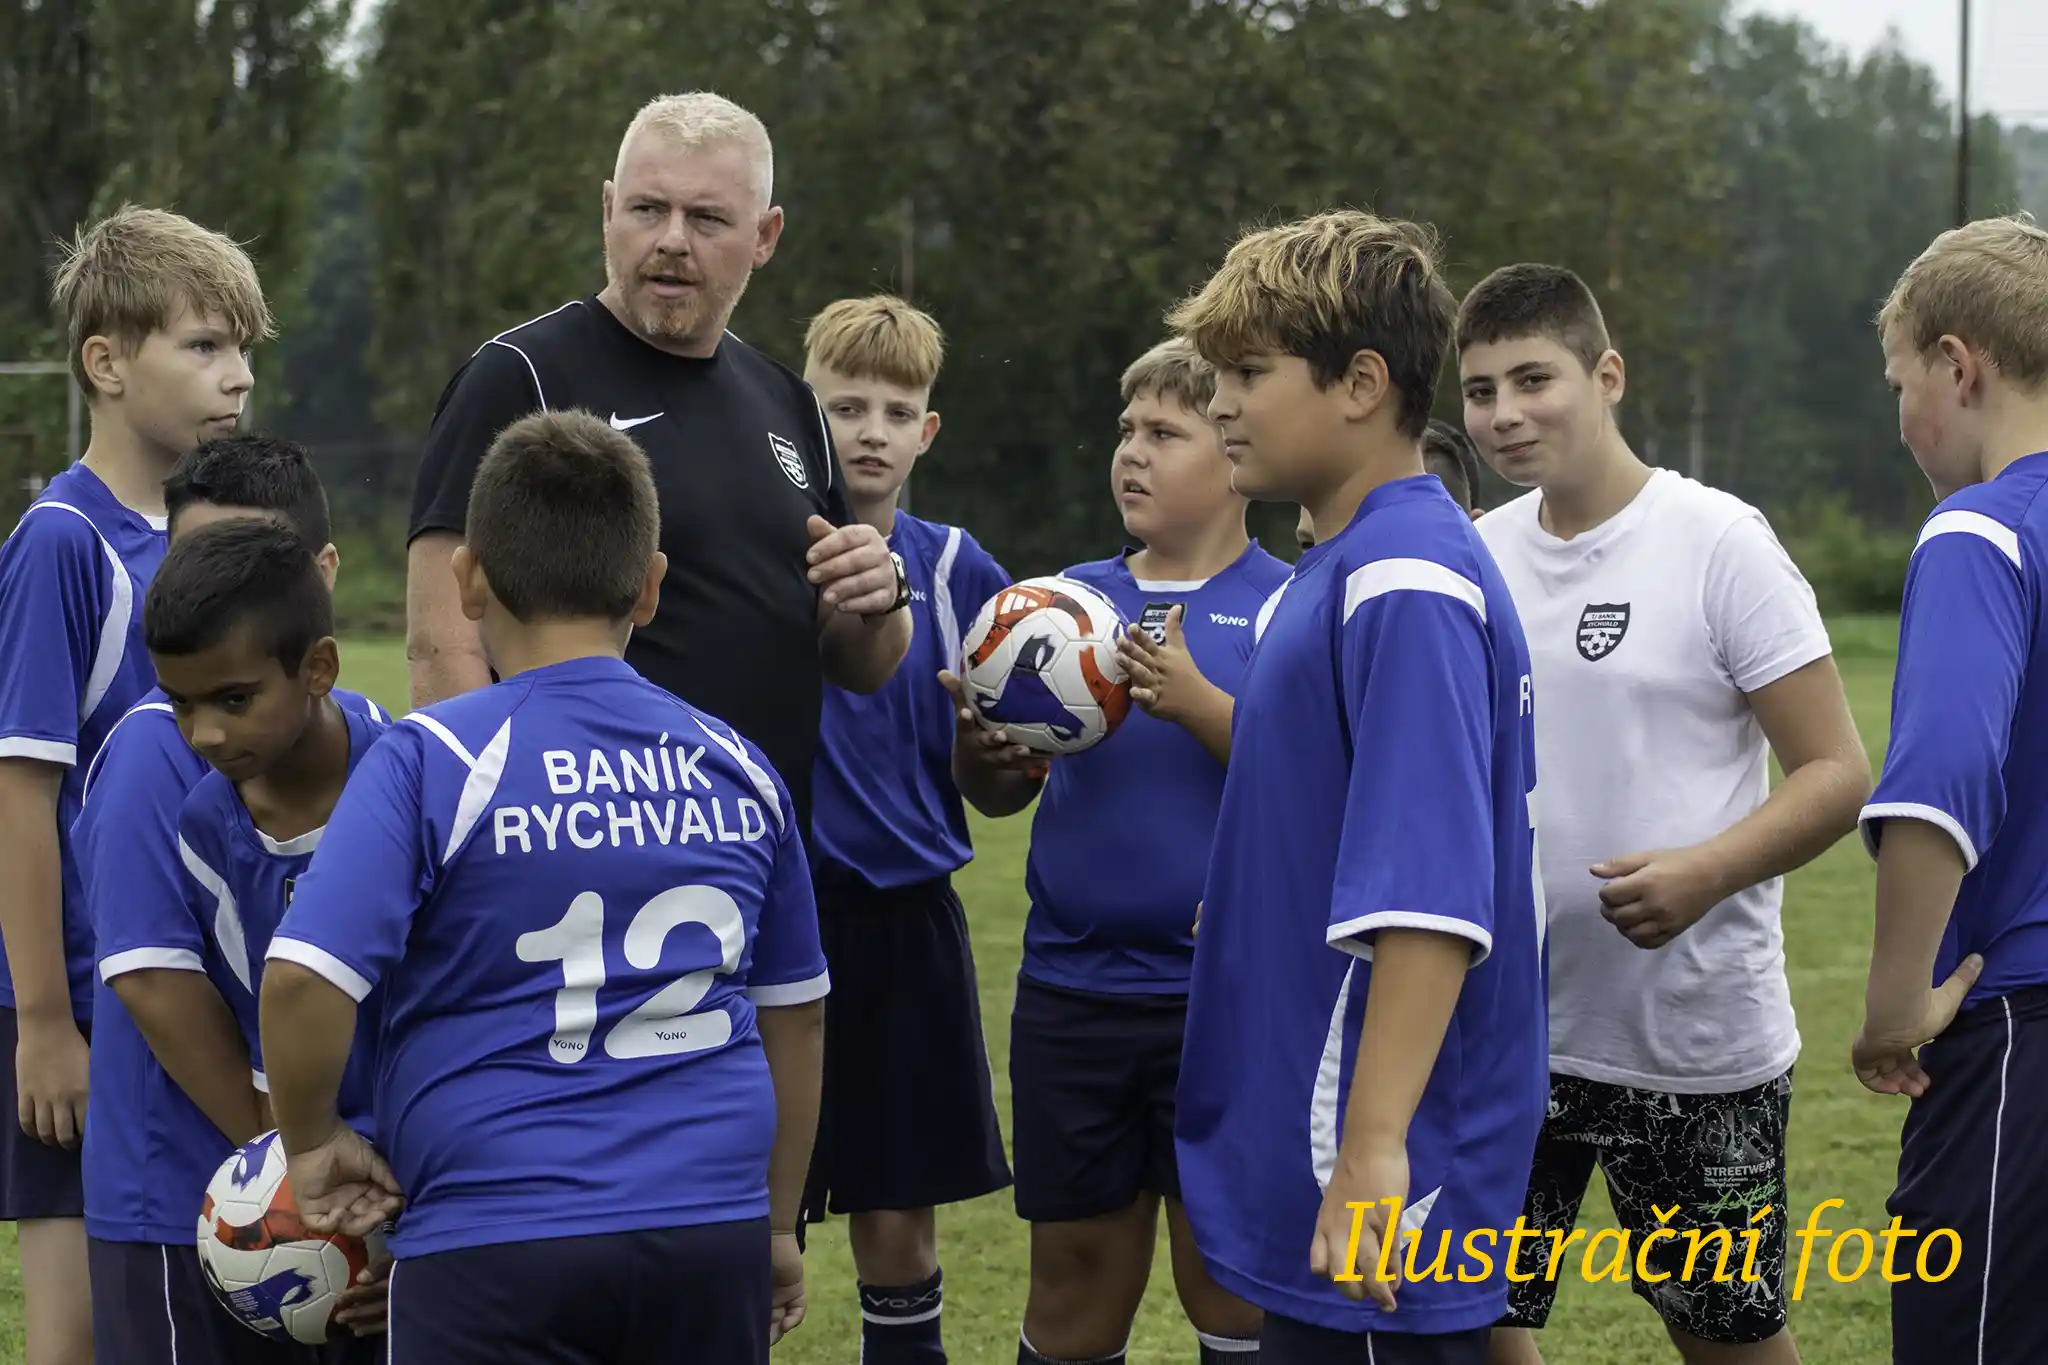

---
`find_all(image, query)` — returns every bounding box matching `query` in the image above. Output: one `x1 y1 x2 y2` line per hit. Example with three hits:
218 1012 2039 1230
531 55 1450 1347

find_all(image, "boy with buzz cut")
1297 419 1483 551
1856 213 2048 1364
0 204 268 1365
80 436 394 1364
1460 265 1870 1365
256 410 829 1365
799 295 1013 1365
1167 210 1544 1365
949 335 1282 1365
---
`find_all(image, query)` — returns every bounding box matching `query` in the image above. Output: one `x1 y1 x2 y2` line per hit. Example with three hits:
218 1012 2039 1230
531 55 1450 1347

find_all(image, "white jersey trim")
250 1068 269 1094
1342 557 1485 624
1328 911 1494 969
255 825 323 857
934 526 964 676
99 946 205 981
0 736 77 766
1308 961 1356 1192
1980 998 2013 1364
695 717 785 835
266 936 375 1003
445 718 513 865
1858 801 1980 873
84 700 174 796
1918 509 2022 569
180 837 250 993
473 300 581 408
747 971 831 1007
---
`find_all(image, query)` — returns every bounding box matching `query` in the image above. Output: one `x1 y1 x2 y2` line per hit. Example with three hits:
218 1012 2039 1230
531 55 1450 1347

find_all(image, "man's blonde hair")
804 295 945 392
1880 213 2048 391
1120 337 1215 412
615 92 774 207
1167 209 1455 439
50 206 272 397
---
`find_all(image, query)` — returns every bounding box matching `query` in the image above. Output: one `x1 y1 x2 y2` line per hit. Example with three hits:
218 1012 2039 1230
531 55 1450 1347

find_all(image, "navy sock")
1197 1329 1261 1362
860 1269 946 1363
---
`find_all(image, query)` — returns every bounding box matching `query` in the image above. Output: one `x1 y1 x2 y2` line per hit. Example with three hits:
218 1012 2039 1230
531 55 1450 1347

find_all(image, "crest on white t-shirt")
1576 603 1630 661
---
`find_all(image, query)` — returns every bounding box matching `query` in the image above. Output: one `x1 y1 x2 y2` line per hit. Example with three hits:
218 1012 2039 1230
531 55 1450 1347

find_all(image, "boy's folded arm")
1341 928 1473 1151
110 968 266 1144
1866 820 1971 1026
258 958 361 1152
757 999 825 1234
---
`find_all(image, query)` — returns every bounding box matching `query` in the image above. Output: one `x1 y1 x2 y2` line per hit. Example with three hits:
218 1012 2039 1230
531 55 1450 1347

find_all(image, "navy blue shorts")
1890 983 2048 1364
87 1238 380 1365
1009 974 1187 1223
0 1006 86 1221
1261 1316 1488 1364
387 1219 771 1364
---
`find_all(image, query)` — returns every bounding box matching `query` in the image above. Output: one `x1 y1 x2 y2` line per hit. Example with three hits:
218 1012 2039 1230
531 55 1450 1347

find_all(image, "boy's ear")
451 544 489 623
631 552 668 628
1595 349 1627 407
315 543 341 591
80 334 124 399
302 637 341 697
1935 334 1983 402
1341 349 1394 424
918 410 942 454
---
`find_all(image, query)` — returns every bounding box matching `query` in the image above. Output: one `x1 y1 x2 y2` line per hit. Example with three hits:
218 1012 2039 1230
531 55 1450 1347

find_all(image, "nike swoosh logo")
609 412 663 431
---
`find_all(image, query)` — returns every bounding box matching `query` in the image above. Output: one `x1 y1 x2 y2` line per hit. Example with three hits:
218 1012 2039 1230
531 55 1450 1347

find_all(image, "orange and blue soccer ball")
961 576 1133 756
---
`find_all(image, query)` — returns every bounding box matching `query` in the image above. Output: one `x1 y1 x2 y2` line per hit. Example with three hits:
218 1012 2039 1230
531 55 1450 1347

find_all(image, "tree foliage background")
3 0 2042 615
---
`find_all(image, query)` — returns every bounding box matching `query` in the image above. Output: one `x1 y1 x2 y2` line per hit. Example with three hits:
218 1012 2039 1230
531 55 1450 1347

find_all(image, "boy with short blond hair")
952 333 1282 1365
800 295 1014 1364
1166 211 1544 1365
1857 213 2048 1363
0 204 268 1364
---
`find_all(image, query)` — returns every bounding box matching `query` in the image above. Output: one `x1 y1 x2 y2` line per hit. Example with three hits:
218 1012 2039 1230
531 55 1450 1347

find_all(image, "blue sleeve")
743 784 829 1007
1328 562 1497 963
1860 525 2028 871
0 512 105 764
82 721 207 979
266 725 432 1001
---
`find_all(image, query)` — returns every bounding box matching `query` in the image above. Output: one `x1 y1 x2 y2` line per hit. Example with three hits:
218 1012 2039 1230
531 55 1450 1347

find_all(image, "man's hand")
1854 953 1983 1097
16 1015 89 1148
333 1236 394 1337
1593 845 1727 949
939 671 1050 779
807 517 899 617
770 1230 807 1345
1309 1140 1408 1311
286 1125 404 1238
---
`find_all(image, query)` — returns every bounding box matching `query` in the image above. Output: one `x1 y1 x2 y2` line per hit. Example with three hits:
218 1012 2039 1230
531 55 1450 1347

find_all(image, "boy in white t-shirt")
1458 265 1870 1365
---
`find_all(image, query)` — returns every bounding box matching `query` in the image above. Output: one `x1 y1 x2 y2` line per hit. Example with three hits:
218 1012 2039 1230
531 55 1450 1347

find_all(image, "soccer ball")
961 576 1133 755
196 1130 377 1345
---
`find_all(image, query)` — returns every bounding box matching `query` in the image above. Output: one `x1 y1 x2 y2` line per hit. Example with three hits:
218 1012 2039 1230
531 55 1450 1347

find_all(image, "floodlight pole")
1957 0 1972 226
0 362 83 467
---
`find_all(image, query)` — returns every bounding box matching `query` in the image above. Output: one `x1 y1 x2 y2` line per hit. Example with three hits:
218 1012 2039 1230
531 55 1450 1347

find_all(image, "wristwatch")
867 551 911 619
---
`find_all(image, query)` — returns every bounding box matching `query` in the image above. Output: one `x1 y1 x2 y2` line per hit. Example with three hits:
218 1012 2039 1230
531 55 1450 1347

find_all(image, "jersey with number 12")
268 655 831 1258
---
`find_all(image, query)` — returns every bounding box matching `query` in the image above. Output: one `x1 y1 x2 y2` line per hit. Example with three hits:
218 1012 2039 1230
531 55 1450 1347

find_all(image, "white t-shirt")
1478 469 1832 1093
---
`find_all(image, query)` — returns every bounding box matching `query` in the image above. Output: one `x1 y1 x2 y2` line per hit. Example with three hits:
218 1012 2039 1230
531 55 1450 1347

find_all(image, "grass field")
0 621 1913 1363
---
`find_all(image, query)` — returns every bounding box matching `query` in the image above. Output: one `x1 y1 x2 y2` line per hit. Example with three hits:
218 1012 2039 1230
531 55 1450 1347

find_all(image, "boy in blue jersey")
1857 213 2048 1363
80 439 390 1363
257 410 830 1365
950 337 1283 1365
1166 211 1545 1365
143 517 392 1357
800 295 1012 1364
0 205 268 1364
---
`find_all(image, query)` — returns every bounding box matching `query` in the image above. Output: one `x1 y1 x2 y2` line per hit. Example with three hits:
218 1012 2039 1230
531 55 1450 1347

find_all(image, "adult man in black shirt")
405 92 912 840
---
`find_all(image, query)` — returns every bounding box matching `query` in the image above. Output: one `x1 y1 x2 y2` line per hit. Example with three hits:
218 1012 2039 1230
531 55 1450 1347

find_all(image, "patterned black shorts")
1500 1068 1793 1346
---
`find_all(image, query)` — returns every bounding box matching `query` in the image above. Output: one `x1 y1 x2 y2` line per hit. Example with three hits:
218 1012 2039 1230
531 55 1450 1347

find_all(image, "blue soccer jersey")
79 688 385 1244
812 513 1012 889
266 655 831 1258
1861 453 2048 1006
176 702 390 1135
1021 542 1290 994
0 464 167 1018
1176 477 1547 1335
